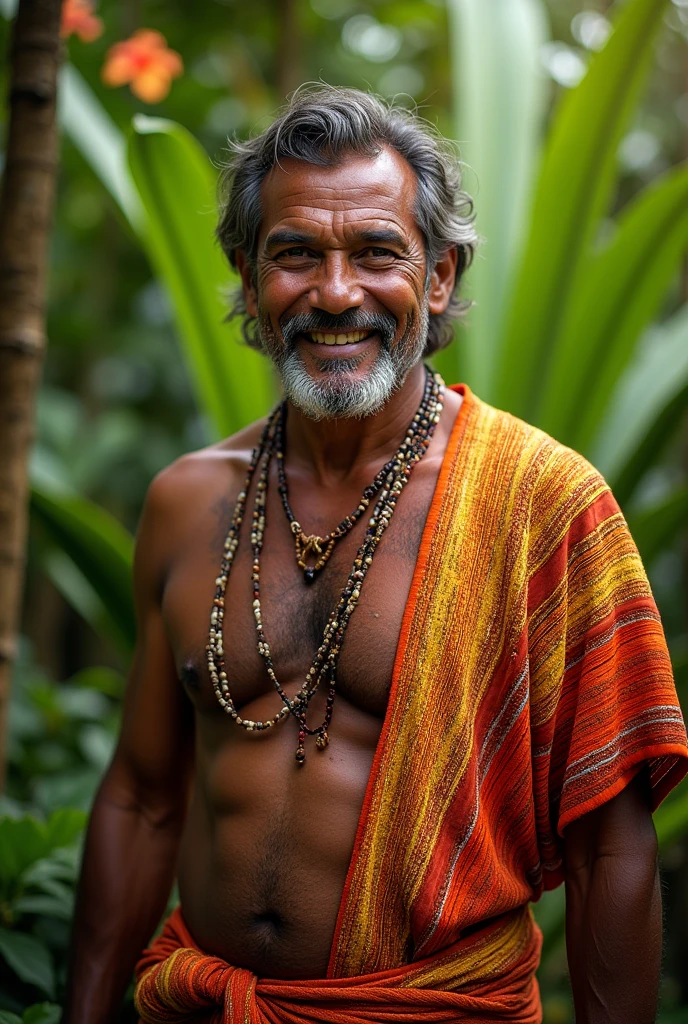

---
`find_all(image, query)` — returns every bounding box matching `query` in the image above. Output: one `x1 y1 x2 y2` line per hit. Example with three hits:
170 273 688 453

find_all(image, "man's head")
217 86 477 420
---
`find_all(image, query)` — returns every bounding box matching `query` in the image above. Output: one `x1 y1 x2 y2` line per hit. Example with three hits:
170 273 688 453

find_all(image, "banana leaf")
57 64 141 231
626 488 688 567
591 306 688 506
539 164 688 449
128 116 275 440
29 484 135 655
438 0 548 395
495 0 668 420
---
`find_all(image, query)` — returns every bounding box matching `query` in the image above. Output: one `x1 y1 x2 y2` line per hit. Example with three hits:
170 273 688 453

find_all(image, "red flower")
102 29 183 103
61 0 104 43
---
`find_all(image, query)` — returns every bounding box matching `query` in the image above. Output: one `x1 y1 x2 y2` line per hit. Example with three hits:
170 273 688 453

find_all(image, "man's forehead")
258 147 420 239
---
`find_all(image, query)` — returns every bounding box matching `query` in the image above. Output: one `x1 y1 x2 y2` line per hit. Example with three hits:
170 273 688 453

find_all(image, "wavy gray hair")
216 86 478 356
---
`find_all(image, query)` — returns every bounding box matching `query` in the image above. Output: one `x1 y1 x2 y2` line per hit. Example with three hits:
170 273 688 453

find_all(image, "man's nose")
308 252 364 314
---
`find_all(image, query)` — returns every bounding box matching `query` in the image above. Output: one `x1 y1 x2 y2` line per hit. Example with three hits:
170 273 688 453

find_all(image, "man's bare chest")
161 462 441 722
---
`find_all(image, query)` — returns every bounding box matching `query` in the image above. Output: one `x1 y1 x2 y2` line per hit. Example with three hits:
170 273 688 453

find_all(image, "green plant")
0 810 84 1015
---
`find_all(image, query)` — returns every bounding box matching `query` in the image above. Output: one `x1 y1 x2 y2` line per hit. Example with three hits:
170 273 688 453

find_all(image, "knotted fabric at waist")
134 905 542 1023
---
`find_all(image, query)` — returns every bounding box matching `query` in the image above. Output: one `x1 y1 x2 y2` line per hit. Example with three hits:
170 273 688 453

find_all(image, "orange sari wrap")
135 386 688 1024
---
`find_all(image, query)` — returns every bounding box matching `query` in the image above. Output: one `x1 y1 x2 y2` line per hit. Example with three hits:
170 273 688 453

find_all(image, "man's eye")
365 247 395 258
279 247 312 258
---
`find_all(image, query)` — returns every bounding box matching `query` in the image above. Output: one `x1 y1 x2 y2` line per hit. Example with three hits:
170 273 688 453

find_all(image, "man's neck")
283 361 427 487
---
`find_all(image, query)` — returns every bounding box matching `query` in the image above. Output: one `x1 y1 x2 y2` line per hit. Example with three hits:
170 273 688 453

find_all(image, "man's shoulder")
145 415 269 510
467 390 607 499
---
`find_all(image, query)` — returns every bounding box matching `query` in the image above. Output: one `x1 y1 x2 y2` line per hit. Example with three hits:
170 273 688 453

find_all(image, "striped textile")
135 904 541 1022
134 384 688 1023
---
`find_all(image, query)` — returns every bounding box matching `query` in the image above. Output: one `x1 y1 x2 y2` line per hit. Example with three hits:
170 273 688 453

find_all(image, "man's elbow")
93 752 189 833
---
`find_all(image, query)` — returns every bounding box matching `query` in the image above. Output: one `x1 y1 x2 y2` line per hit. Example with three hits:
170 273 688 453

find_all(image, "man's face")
238 147 433 420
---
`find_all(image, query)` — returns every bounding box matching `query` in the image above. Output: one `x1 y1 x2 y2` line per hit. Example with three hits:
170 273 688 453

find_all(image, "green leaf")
495 0 668 419
12 894 74 922
0 811 85 890
539 164 688 448
0 818 46 886
43 809 86 852
439 0 548 394
128 117 275 439
0 930 54 997
22 1004 61 1024
0 1012 23 1024
41 550 130 661
29 481 135 656
626 488 688 567
592 307 688 506
58 65 141 230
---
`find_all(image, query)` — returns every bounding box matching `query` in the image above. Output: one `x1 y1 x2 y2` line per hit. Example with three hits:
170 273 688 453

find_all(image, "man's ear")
235 250 258 318
427 247 459 315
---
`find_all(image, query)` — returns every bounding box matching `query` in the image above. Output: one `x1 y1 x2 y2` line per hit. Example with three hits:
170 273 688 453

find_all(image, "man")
65 88 688 1024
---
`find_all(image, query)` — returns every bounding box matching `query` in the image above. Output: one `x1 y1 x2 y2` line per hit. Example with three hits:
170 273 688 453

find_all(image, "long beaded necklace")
206 366 445 763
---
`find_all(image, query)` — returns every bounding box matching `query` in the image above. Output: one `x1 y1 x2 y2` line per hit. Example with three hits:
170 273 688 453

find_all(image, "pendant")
316 730 329 751
303 567 317 585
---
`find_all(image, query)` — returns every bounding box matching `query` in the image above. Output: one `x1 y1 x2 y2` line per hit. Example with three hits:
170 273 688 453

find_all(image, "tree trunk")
0 0 62 791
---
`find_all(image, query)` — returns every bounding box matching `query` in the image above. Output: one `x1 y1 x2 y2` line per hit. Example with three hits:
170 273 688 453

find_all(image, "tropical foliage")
1 0 687 1019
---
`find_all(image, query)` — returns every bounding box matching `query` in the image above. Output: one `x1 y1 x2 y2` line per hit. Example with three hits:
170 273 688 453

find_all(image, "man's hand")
564 770 661 1024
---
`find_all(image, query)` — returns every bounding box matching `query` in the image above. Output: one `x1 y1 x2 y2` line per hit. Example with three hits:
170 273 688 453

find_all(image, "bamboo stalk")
0 0 62 790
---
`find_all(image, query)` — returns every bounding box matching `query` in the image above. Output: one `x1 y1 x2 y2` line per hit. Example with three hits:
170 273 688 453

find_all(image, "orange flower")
61 0 104 42
102 30 183 103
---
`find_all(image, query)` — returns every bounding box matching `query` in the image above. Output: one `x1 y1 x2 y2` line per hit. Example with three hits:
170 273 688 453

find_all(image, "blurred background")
0 0 687 1021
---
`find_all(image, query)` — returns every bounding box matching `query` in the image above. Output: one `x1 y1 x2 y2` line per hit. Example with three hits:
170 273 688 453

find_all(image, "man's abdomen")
176 691 380 980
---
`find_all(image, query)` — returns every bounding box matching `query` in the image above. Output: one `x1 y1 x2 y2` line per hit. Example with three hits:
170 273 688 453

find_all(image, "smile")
303 330 373 346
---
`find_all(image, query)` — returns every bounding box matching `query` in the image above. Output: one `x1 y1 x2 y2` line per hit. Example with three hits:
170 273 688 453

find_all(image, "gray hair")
216 85 478 356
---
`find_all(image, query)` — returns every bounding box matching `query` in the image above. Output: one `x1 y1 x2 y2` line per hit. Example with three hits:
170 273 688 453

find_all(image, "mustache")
279 311 398 348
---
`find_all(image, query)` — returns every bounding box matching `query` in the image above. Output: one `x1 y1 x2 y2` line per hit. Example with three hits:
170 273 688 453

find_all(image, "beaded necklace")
206 366 445 763
276 406 413 583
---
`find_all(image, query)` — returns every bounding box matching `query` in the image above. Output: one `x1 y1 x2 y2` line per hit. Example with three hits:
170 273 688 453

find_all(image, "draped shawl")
135 385 688 1023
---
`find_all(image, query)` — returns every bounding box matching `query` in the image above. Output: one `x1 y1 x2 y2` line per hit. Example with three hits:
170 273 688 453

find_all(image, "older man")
66 88 687 1024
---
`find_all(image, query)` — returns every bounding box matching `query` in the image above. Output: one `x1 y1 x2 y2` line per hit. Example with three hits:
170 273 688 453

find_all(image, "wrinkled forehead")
257 146 423 247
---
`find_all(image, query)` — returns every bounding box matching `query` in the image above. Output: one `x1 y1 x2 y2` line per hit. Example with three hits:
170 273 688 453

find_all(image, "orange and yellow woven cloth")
135 385 688 1023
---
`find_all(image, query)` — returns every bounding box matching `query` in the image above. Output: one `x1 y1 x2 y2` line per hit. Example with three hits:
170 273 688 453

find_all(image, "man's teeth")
307 331 369 346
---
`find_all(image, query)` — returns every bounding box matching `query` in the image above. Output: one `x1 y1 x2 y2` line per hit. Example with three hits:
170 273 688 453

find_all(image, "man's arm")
564 771 661 1024
64 467 195 1024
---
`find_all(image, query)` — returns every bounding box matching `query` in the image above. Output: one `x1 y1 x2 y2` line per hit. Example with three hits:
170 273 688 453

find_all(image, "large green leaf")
0 811 86 888
539 164 688 448
57 64 141 230
494 0 668 419
591 306 688 506
128 117 275 439
29 483 135 655
0 930 54 998
438 0 548 394
626 488 688 567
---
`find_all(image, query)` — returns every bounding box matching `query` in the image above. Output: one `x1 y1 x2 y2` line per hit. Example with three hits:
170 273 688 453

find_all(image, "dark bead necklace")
275 404 420 584
206 366 445 763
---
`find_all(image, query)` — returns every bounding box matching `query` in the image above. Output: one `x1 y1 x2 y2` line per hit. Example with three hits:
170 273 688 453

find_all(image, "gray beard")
257 303 430 422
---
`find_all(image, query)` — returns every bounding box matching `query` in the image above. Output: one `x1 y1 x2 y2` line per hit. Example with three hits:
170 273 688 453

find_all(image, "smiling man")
66 88 688 1024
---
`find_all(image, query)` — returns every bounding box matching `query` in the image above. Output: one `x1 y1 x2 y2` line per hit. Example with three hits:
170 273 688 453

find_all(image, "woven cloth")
135 385 688 1023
